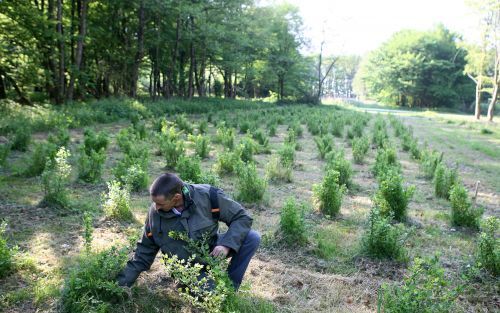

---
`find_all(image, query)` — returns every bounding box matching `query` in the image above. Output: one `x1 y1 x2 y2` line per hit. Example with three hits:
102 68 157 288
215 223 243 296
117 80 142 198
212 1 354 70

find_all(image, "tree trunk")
67 0 87 101
475 79 482 119
130 0 145 98
56 0 65 104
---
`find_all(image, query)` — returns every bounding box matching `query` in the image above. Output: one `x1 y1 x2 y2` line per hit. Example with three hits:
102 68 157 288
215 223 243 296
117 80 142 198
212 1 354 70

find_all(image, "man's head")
149 173 184 211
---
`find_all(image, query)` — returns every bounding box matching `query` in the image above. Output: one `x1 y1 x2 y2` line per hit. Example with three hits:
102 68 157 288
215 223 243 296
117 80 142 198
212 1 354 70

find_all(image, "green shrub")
102 181 133 221
47 128 71 147
288 122 303 137
372 146 400 178
239 119 252 134
214 124 235 150
123 164 149 192
314 135 334 159
278 144 295 167
253 129 269 148
159 135 185 168
199 170 221 187
449 183 482 229
279 198 307 245
77 148 106 183
433 163 458 199
372 118 388 148
379 256 457 312
189 134 210 159
0 143 9 168
268 123 277 137
213 151 242 175
346 120 364 140
10 123 32 151
83 212 93 254
60 247 129 313
236 136 257 163
480 128 493 135
373 170 415 222
116 127 136 154
352 136 370 164
266 156 292 183
284 129 300 150
330 118 344 137
176 155 202 183
132 119 147 140
477 217 499 276
0 221 13 278
22 142 58 177
198 119 208 134
236 162 267 203
83 129 109 155
40 147 72 209
361 207 407 260
420 149 443 179
326 151 352 188
175 114 194 134
313 170 346 218
163 232 233 312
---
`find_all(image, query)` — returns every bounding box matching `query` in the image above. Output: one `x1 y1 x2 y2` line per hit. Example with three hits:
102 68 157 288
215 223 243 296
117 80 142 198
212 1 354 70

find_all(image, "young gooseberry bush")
313 169 346 218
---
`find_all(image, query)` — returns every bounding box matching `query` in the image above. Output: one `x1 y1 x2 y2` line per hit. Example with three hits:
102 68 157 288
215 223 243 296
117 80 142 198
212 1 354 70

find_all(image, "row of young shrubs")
390 116 498 277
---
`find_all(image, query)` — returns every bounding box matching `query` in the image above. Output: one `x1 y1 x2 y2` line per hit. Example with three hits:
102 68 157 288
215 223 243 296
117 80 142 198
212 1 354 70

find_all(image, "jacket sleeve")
117 211 160 287
216 189 253 253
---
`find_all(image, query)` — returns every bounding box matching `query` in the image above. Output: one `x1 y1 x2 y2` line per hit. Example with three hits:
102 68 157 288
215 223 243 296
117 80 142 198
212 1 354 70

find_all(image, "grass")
0 98 497 312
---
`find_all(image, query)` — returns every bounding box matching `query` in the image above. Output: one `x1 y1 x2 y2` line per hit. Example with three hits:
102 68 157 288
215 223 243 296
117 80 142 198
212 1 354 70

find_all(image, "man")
117 173 260 290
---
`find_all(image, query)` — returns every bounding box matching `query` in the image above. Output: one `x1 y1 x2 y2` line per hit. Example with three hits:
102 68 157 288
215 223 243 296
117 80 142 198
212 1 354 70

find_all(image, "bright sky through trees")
269 0 479 55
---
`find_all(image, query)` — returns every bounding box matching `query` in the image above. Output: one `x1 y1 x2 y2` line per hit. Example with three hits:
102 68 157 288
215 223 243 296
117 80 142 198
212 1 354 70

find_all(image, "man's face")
151 194 179 212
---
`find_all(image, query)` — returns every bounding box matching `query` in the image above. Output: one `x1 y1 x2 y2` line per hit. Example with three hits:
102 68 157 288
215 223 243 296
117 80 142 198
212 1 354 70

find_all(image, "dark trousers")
218 230 261 290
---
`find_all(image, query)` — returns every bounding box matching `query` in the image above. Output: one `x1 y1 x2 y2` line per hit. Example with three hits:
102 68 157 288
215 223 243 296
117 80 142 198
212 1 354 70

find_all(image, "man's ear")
173 193 182 201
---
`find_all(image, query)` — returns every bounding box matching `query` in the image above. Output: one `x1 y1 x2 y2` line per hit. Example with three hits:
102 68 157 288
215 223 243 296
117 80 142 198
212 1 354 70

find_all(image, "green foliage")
330 117 344 137
22 142 58 177
9 123 32 151
288 122 303 137
449 183 482 229
163 232 233 313
284 129 300 150
60 247 129 313
175 114 194 134
265 156 292 183
0 144 9 168
198 119 208 134
313 170 347 218
237 136 257 163
40 147 72 209
0 221 13 278
189 134 211 159
236 162 267 203
325 151 352 188
372 117 389 148
158 134 185 168
433 163 458 199
372 146 400 178
373 170 415 222
278 144 295 167
252 129 269 148
314 135 334 159
352 136 370 164
355 25 473 108
123 164 149 192
362 207 407 260
83 129 109 155
116 127 136 154
176 155 202 183
378 257 458 312
268 123 277 137
214 124 235 150
213 151 242 175
102 181 133 221
477 217 499 276
420 149 443 179
279 198 307 246
77 148 106 183
83 212 93 254
480 128 493 135
47 128 70 147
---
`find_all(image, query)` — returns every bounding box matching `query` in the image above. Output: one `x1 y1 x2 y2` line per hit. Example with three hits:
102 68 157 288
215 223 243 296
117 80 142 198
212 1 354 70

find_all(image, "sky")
263 0 481 56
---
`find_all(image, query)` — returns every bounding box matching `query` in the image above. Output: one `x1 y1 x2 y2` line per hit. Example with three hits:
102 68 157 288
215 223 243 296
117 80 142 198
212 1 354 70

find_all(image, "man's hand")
210 245 230 258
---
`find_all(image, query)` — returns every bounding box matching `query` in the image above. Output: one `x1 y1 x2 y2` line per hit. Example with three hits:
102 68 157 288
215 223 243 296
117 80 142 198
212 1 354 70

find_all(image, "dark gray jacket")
117 183 252 287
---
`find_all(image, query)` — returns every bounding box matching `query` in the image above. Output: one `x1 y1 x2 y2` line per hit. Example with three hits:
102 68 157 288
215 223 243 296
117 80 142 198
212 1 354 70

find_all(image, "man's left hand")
210 245 230 258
